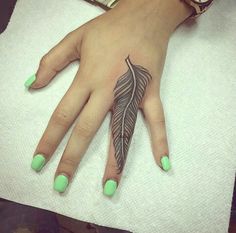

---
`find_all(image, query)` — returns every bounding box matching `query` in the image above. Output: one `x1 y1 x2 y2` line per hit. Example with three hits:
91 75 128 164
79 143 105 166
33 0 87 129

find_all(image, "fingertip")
24 74 36 89
31 154 46 172
160 155 171 172
24 72 52 90
30 79 48 89
53 174 69 193
103 179 118 197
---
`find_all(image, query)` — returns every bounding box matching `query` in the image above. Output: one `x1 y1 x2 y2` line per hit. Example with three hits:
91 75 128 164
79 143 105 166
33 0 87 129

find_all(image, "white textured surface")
0 0 236 232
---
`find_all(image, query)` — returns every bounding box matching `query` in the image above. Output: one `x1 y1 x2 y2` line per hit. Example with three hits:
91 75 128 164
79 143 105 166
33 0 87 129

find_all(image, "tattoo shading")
112 56 152 174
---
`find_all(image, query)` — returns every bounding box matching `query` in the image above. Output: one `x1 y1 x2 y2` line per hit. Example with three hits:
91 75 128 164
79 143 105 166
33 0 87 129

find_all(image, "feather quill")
112 56 152 174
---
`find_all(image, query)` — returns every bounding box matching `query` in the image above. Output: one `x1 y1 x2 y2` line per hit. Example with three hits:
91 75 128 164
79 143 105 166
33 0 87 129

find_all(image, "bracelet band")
182 0 214 19
84 0 213 19
84 0 118 10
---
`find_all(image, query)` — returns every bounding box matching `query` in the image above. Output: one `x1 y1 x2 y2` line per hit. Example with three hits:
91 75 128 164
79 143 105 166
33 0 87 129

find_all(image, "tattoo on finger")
112 56 152 174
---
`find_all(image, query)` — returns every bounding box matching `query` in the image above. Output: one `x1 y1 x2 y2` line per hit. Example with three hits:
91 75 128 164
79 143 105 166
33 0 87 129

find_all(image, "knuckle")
157 136 168 146
33 79 48 88
39 54 50 68
51 109 71 127
144 96 161 107
61 157 77 168
74 120 94 140
39 137 56 151
107 161 118 171
152 118 165 125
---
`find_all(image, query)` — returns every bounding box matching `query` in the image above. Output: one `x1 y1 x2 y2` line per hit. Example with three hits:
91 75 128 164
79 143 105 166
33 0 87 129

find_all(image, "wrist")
117 0 194 34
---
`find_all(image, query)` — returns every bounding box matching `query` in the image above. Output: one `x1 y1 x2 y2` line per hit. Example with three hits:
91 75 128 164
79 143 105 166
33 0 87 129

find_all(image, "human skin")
27 0 194 196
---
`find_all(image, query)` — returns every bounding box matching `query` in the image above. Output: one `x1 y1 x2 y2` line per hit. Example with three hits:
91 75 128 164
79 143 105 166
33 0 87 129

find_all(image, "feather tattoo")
112 56 152 174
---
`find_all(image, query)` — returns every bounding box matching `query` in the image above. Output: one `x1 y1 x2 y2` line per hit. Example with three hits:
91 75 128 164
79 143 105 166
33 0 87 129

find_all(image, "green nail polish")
161 156 171 171
54 175 69 193
31 154 46 172
103 179 117 197
24 74 36 88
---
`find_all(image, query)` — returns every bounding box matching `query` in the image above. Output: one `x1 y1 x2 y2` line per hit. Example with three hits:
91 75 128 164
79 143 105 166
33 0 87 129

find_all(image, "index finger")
25 27 85 89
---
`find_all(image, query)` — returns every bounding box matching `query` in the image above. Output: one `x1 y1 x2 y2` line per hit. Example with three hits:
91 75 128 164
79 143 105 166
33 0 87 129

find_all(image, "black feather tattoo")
112 56 152 174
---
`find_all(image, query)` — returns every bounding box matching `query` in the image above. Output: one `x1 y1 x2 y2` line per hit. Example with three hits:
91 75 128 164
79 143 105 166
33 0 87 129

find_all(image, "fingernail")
54 175 69 193
24 74 36 88
103 179 117 197
161 156 171 171
31 154 46 172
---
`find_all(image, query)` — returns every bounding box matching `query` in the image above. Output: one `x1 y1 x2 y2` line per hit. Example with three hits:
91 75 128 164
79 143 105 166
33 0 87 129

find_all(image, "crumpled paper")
0 0 235 232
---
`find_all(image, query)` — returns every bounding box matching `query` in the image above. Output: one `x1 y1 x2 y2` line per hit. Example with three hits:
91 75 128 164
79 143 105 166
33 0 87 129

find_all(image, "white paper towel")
0 0 236 232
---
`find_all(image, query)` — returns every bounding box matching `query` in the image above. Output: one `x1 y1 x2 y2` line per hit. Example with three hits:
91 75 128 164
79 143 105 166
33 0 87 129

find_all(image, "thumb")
24 27 84 89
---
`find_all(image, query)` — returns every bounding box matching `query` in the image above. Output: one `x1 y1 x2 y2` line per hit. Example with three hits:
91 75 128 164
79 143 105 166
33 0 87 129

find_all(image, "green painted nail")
24 74 36 88
103 179 117 197
31 154 46 172
54 175 69 193
161 156 171 171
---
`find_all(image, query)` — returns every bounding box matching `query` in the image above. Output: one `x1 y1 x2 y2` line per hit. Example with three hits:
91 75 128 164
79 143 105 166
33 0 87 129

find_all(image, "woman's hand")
27 0 193 196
